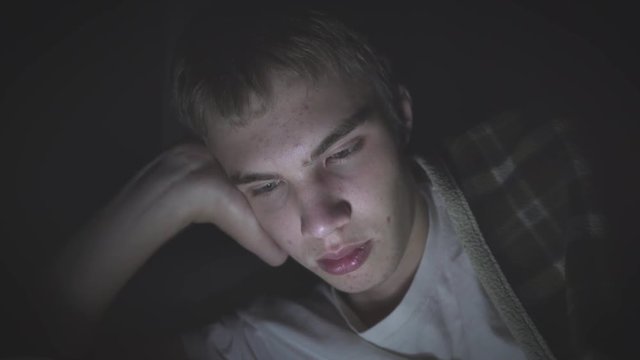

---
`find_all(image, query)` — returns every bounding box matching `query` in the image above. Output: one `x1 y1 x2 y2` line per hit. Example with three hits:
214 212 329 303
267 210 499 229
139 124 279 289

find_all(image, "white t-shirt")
182 184 527 359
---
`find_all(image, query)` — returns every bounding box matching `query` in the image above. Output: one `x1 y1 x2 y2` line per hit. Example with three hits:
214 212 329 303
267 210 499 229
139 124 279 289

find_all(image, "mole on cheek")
386 216 391 224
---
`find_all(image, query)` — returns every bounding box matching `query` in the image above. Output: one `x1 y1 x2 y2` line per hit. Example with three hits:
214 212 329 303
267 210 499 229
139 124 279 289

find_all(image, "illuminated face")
209 74 428 297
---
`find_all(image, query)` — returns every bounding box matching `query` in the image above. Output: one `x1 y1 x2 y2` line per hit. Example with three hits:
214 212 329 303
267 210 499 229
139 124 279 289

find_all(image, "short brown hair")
172 10 402 140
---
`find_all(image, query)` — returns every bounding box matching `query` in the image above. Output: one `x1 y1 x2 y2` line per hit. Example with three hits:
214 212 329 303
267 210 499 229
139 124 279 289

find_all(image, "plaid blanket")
420 112 612 360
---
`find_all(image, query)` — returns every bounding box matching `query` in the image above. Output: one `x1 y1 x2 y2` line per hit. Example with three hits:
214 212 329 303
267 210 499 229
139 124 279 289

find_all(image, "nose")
299 188 351 239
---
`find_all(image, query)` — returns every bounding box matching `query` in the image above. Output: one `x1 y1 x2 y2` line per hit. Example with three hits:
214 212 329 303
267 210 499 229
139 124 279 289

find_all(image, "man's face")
209 75 426 295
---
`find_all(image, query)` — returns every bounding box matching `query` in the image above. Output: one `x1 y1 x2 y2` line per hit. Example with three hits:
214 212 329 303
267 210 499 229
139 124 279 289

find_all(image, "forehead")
208 75 372 171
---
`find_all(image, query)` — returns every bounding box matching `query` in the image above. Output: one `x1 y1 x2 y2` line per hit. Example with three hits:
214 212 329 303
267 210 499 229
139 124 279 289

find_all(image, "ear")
398 85 413 144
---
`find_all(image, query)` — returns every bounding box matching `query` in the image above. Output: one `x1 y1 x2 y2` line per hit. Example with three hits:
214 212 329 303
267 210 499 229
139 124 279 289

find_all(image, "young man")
44 9 613 360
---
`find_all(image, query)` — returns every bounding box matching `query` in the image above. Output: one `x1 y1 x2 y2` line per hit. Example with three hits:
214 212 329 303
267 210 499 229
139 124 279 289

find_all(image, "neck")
345 184 429 328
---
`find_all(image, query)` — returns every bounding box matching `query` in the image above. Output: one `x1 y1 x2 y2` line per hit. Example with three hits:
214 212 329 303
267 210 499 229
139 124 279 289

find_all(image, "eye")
327 138 364 163
251 180 282 196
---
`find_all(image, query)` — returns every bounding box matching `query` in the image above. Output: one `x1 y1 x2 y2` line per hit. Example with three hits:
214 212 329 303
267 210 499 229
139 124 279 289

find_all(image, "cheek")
349 145 413 242
349 144 405 209
255 204 304 256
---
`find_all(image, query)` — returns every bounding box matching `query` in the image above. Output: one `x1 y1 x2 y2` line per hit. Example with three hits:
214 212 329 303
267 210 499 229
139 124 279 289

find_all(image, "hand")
156 143 287 266
43 143 287 358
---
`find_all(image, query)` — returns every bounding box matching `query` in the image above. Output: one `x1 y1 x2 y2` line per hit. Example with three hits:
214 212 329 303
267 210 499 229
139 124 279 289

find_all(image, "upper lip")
318 240 369 260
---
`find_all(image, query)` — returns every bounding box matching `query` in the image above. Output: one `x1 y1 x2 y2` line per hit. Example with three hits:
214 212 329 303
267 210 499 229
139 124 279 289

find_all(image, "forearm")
35 143 283 358
43 181 191 357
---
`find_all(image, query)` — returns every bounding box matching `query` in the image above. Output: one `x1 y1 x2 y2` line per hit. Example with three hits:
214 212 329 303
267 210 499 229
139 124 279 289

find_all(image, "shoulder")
443 111 585 185
434 110 616 358
440 111 596 239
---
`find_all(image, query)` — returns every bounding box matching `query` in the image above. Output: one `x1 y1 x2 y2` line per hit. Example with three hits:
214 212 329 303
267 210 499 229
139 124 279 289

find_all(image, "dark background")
1 0 639 357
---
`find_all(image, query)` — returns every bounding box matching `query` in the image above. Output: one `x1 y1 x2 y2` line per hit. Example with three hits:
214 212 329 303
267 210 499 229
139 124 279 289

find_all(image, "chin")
324 267 390 294
329 280 372 294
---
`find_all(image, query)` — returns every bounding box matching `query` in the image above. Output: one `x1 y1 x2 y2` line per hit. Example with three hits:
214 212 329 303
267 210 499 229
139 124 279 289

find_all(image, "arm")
39 144 286 359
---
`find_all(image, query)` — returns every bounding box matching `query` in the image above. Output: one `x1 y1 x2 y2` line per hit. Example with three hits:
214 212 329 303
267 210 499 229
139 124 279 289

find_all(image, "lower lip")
317 241 373 275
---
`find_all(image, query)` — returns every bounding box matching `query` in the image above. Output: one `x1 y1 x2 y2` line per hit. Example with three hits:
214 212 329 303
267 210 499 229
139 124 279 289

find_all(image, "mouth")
317 240 373 275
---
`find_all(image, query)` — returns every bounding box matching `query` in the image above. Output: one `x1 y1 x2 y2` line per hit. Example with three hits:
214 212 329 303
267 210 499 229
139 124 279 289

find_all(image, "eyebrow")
309 104 372 162
230 104 373 185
